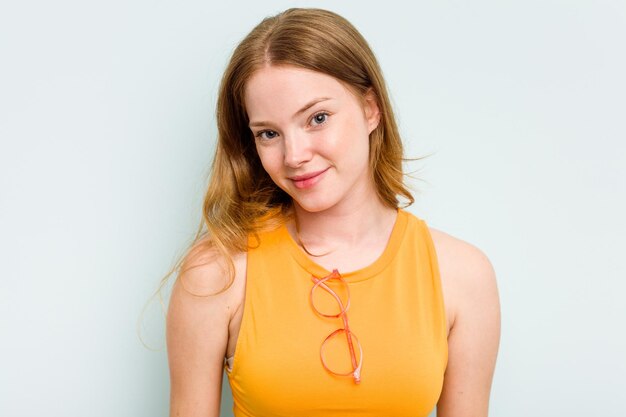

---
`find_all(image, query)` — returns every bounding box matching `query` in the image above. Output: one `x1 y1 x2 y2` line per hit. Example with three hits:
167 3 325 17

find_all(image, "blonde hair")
158 8 414 299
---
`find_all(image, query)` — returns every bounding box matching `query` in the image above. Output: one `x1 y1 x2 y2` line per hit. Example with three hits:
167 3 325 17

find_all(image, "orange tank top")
225 210 448 416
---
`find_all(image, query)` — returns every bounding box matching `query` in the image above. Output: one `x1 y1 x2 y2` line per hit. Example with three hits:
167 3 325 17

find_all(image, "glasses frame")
310 269 363 384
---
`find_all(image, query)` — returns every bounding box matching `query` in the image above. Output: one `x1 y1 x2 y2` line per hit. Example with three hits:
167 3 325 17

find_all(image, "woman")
166 8 500 417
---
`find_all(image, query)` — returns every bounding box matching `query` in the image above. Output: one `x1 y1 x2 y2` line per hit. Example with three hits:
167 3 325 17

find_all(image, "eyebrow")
249 97 331 128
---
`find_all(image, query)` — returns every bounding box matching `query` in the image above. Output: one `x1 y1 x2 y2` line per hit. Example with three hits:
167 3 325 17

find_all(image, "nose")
283 131 312 168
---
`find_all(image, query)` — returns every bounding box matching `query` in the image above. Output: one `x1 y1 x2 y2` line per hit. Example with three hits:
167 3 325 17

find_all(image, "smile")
289 168 330 189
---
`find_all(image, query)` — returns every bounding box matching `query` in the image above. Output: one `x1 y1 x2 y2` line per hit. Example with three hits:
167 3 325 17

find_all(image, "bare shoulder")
427 227 499 328
166 243 247 417
427 227 501 415
167 243 247 353
167 246 247 331
169 245 247 303
427 227 495 279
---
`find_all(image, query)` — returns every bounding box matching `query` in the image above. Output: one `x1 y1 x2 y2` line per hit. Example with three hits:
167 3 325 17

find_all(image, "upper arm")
166 251 244 417
430 229 501 417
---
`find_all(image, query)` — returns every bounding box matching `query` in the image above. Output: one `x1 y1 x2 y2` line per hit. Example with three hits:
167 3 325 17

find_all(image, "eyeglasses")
310 269 363 384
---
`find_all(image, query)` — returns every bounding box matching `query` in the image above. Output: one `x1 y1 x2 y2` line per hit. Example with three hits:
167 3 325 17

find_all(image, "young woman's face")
244 65 380 213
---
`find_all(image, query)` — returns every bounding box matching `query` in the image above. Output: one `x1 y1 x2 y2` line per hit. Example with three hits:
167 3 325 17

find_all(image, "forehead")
244 66 354 117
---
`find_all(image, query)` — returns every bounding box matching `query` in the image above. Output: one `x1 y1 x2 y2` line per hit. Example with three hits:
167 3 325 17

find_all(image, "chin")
292 195 338 214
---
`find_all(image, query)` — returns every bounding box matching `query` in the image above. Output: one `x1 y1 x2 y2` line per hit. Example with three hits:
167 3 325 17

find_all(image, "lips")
289 167 330 189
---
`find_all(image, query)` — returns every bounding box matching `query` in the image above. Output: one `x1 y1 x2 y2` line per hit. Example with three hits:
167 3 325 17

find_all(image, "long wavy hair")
156 8 414 300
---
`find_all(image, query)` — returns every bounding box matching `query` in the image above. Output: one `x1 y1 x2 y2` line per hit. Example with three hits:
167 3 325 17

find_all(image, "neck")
292 197 398 250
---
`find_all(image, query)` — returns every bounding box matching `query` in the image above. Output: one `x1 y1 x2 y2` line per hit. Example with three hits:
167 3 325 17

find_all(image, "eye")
255 130 279 140
310 112 329 127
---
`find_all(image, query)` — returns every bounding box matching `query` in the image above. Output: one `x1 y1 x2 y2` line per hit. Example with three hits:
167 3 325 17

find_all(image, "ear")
363 88 381 134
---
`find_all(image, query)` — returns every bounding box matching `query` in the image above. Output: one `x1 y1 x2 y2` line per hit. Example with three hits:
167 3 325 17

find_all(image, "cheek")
255 145 282 177
342 119 372 171
336 115 371 155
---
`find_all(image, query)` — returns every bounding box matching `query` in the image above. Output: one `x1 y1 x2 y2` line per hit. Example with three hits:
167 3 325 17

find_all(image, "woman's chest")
226 272 448 416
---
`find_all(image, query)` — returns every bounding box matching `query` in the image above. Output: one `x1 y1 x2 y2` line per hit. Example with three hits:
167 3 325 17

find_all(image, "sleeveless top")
225 210 448 417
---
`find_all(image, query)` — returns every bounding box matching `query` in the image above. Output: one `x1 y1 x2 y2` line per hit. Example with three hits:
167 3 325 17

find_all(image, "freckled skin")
169 64 499 417
244 65 380 215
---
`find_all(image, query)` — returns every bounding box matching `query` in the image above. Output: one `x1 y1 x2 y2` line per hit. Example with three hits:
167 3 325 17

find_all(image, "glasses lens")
310 278 350 317
321 328 362 376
